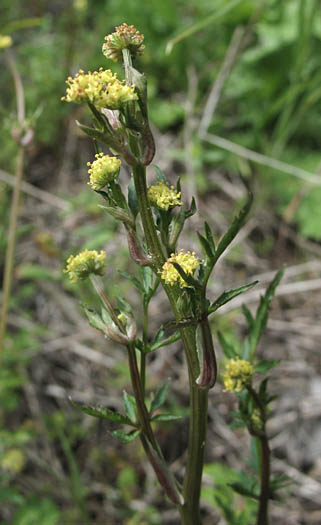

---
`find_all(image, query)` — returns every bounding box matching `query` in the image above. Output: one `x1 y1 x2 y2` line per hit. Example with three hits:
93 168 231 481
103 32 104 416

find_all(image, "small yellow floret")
0 35 13 49
147 181 182 211
62 67 137 109
102 23 145 62
64 249 106 282
223 358 254 393
87 153 121 190
0 449 25 474
160 249 200 288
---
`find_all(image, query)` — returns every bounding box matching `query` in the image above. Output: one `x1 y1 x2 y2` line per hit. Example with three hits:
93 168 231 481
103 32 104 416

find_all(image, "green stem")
0 146 24 357
132 163 210 522
247 386 270 525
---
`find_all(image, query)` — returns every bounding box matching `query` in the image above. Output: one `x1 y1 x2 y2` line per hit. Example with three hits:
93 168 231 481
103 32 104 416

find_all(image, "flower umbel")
62 68 137 109
148 181 182 211
160 249 200 288
87 153 121 190
102 23 145 62
65 249 106 283
223 358 254 393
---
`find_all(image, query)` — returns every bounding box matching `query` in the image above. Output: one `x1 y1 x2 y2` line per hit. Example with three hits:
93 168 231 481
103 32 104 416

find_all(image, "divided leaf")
70 399 132 425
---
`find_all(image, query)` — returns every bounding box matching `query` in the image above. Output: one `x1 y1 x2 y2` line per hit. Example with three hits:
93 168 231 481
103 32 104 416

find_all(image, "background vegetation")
1 1 321 523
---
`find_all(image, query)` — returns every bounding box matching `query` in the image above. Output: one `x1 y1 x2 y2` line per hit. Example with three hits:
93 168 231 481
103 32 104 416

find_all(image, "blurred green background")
1 1 321 523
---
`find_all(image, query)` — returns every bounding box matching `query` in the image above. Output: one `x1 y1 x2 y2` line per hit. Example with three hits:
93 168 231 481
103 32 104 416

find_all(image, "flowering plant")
63 23 284 524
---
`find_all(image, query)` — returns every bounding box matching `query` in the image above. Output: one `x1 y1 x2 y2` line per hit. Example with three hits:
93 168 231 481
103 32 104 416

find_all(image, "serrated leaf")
255 360 280 374
128 177 139 218
197 231 214 260
213 194 253 266
123 390 136 423
112 429 141 443
150 383 168 415
119 271 145 294
70 399 132 425
209 281 258 314
151 413 182 422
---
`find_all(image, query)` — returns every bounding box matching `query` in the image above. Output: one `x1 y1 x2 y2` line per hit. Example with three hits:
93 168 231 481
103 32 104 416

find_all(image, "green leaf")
99 206 134 227
184 196 197 218
228 481 259 500
76 121 105 141
141 265 154 293
18 264 60 282
123 390 136 423
248 268 284 358
150 383 168 415
119 271 145 294
217 332 237 359
242 304 254 329
83 306 106 333
209 281 258 313
213 194 253 266
172 262 201 289
204 221 216 252
255 360 280 374
197 231 214 260
111 429 141 443
128 177 139 218
151 413 182 422
149 331 181 352
70 399 132 425
153 164 167 183
116 296 132 314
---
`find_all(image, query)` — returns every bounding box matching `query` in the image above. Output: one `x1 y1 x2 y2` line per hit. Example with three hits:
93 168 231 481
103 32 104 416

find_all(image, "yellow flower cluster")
223 358 254 393
102 23 145 62
160 249 200 288
65 249 106 283
0 35 13 49
147 181 182 211
87 153 121 190
62 68 137 109
0 448 25 474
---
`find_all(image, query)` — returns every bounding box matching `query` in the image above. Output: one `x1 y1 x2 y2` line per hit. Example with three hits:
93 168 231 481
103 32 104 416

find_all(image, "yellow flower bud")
159 249 200 288
87 153 121 190
102 23 145 62
147 181 182 211
223 358 254 393
64 249 106 282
